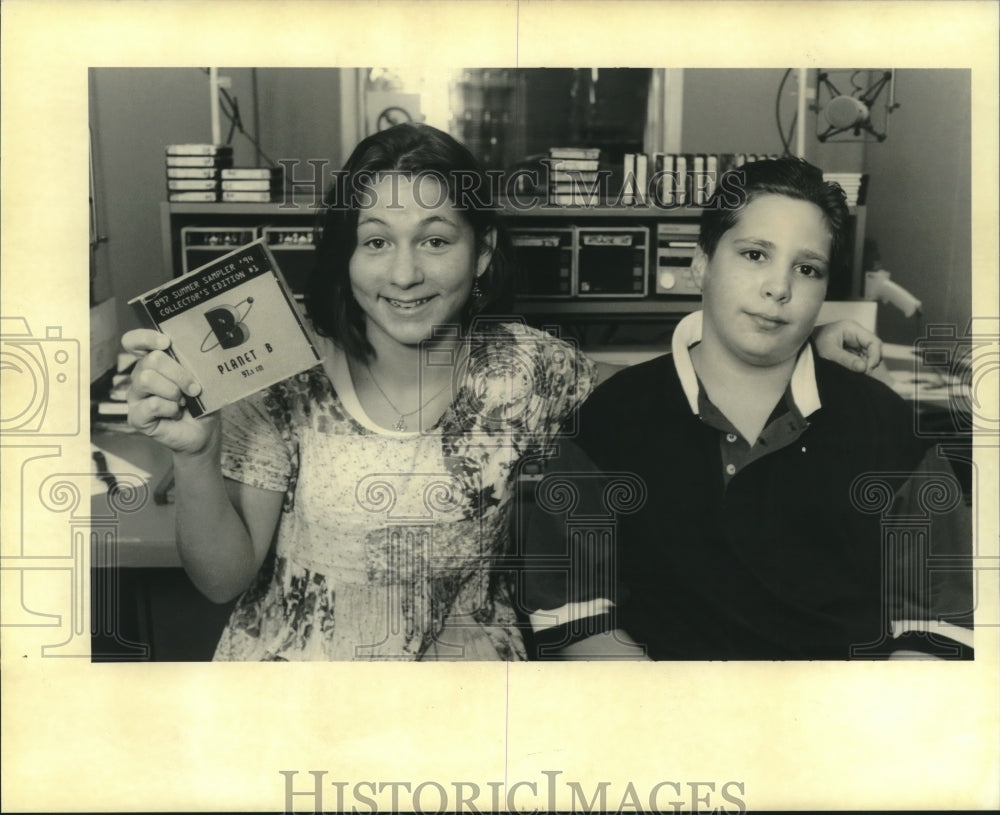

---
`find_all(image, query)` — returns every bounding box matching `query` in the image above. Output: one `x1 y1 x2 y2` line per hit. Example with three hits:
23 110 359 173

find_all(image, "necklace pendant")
394 416 407 431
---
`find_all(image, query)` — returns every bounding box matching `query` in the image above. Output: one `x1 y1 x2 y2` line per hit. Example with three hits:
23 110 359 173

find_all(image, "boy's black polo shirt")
525 313 972 660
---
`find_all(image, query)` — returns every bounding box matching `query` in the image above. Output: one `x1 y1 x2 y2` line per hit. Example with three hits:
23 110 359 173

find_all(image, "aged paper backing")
2 1 998 811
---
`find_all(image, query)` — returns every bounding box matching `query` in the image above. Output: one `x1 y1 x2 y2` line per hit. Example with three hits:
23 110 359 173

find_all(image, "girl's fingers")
130 361 183 401
121 328 170 357
130 352 202 400
127 393 185 433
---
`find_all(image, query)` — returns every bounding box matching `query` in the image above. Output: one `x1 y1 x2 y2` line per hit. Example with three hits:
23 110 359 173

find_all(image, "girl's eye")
363 237 386 250
424 237 450 249
742 249 765 262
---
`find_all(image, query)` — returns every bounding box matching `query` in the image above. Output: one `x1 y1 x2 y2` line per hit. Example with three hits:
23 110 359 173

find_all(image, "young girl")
124 124 881 661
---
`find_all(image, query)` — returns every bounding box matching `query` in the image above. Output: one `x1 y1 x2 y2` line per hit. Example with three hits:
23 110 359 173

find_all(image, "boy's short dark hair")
306 123 515 359
698 157 851 285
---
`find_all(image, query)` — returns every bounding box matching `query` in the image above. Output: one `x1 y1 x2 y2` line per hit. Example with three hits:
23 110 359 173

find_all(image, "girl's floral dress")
213 320 596 661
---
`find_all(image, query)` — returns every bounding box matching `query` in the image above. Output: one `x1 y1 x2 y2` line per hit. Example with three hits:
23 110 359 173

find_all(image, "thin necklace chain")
364 361 453 431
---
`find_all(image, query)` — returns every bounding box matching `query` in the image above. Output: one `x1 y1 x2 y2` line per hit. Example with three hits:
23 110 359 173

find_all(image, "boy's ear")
690 247 708 290
476 228 497 278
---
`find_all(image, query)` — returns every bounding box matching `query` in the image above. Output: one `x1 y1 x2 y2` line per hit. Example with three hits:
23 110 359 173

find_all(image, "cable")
218 85 277 167
775 69 797 156
199 69 277 167
220 91 238 144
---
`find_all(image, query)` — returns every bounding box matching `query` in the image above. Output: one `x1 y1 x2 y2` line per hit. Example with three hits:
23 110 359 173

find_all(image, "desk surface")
91 428 180 568
874 343 971 408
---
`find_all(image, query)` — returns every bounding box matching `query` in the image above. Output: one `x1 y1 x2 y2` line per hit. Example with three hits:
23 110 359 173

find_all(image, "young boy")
523 157 973 660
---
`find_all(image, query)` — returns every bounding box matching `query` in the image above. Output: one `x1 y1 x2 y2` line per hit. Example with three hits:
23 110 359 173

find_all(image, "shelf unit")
159 199 325 283
508 200 863 337
160 199 866 336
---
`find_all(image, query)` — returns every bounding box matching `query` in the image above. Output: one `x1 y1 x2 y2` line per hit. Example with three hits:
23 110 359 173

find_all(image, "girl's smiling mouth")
383 295 436 310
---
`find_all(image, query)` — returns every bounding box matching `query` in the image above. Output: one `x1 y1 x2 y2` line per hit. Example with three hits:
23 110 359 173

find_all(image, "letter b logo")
204 305 249 349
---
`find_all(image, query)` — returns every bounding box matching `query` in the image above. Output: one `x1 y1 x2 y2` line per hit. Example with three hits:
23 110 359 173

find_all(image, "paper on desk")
870 343 972 404
879 367 968 404
881 342 920 361
91 442 152 496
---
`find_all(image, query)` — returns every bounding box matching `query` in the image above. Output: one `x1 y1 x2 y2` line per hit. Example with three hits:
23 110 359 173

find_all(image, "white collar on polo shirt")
670 310 822 419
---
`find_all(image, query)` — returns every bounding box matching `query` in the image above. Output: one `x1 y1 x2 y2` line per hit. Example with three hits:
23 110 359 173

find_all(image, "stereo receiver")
509 227 575 298
654 220 702 296
575 226 648 298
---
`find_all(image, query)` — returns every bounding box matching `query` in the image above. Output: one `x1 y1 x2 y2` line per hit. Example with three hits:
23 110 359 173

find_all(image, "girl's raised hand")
123 328 218 456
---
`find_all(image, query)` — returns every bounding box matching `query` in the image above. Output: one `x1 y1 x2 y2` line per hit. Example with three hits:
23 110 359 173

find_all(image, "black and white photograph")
86 64 977 665
2 1 998 812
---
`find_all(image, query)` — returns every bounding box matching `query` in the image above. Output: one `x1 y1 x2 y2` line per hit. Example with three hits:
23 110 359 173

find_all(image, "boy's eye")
797 264 825 279
742 249 766 262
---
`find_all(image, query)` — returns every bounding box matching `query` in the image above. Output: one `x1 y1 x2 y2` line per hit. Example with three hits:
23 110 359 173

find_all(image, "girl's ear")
476 228 497 278
690 246 708 290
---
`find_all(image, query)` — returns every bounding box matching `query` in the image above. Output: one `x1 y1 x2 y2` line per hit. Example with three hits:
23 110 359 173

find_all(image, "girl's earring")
471 276 484 303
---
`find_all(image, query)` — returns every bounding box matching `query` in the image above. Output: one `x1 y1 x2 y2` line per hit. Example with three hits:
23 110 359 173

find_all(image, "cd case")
129 239 320 416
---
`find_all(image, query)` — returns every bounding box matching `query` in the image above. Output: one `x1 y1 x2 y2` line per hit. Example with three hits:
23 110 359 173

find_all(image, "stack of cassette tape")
547 147 601 206
165 144 233 202
219 166 285 203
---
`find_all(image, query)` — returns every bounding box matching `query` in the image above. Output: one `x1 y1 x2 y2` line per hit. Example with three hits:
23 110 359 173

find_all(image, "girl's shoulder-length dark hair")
304 122 516 360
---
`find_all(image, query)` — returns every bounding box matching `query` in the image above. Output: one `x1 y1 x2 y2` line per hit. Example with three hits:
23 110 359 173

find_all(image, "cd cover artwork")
129 239 320 416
